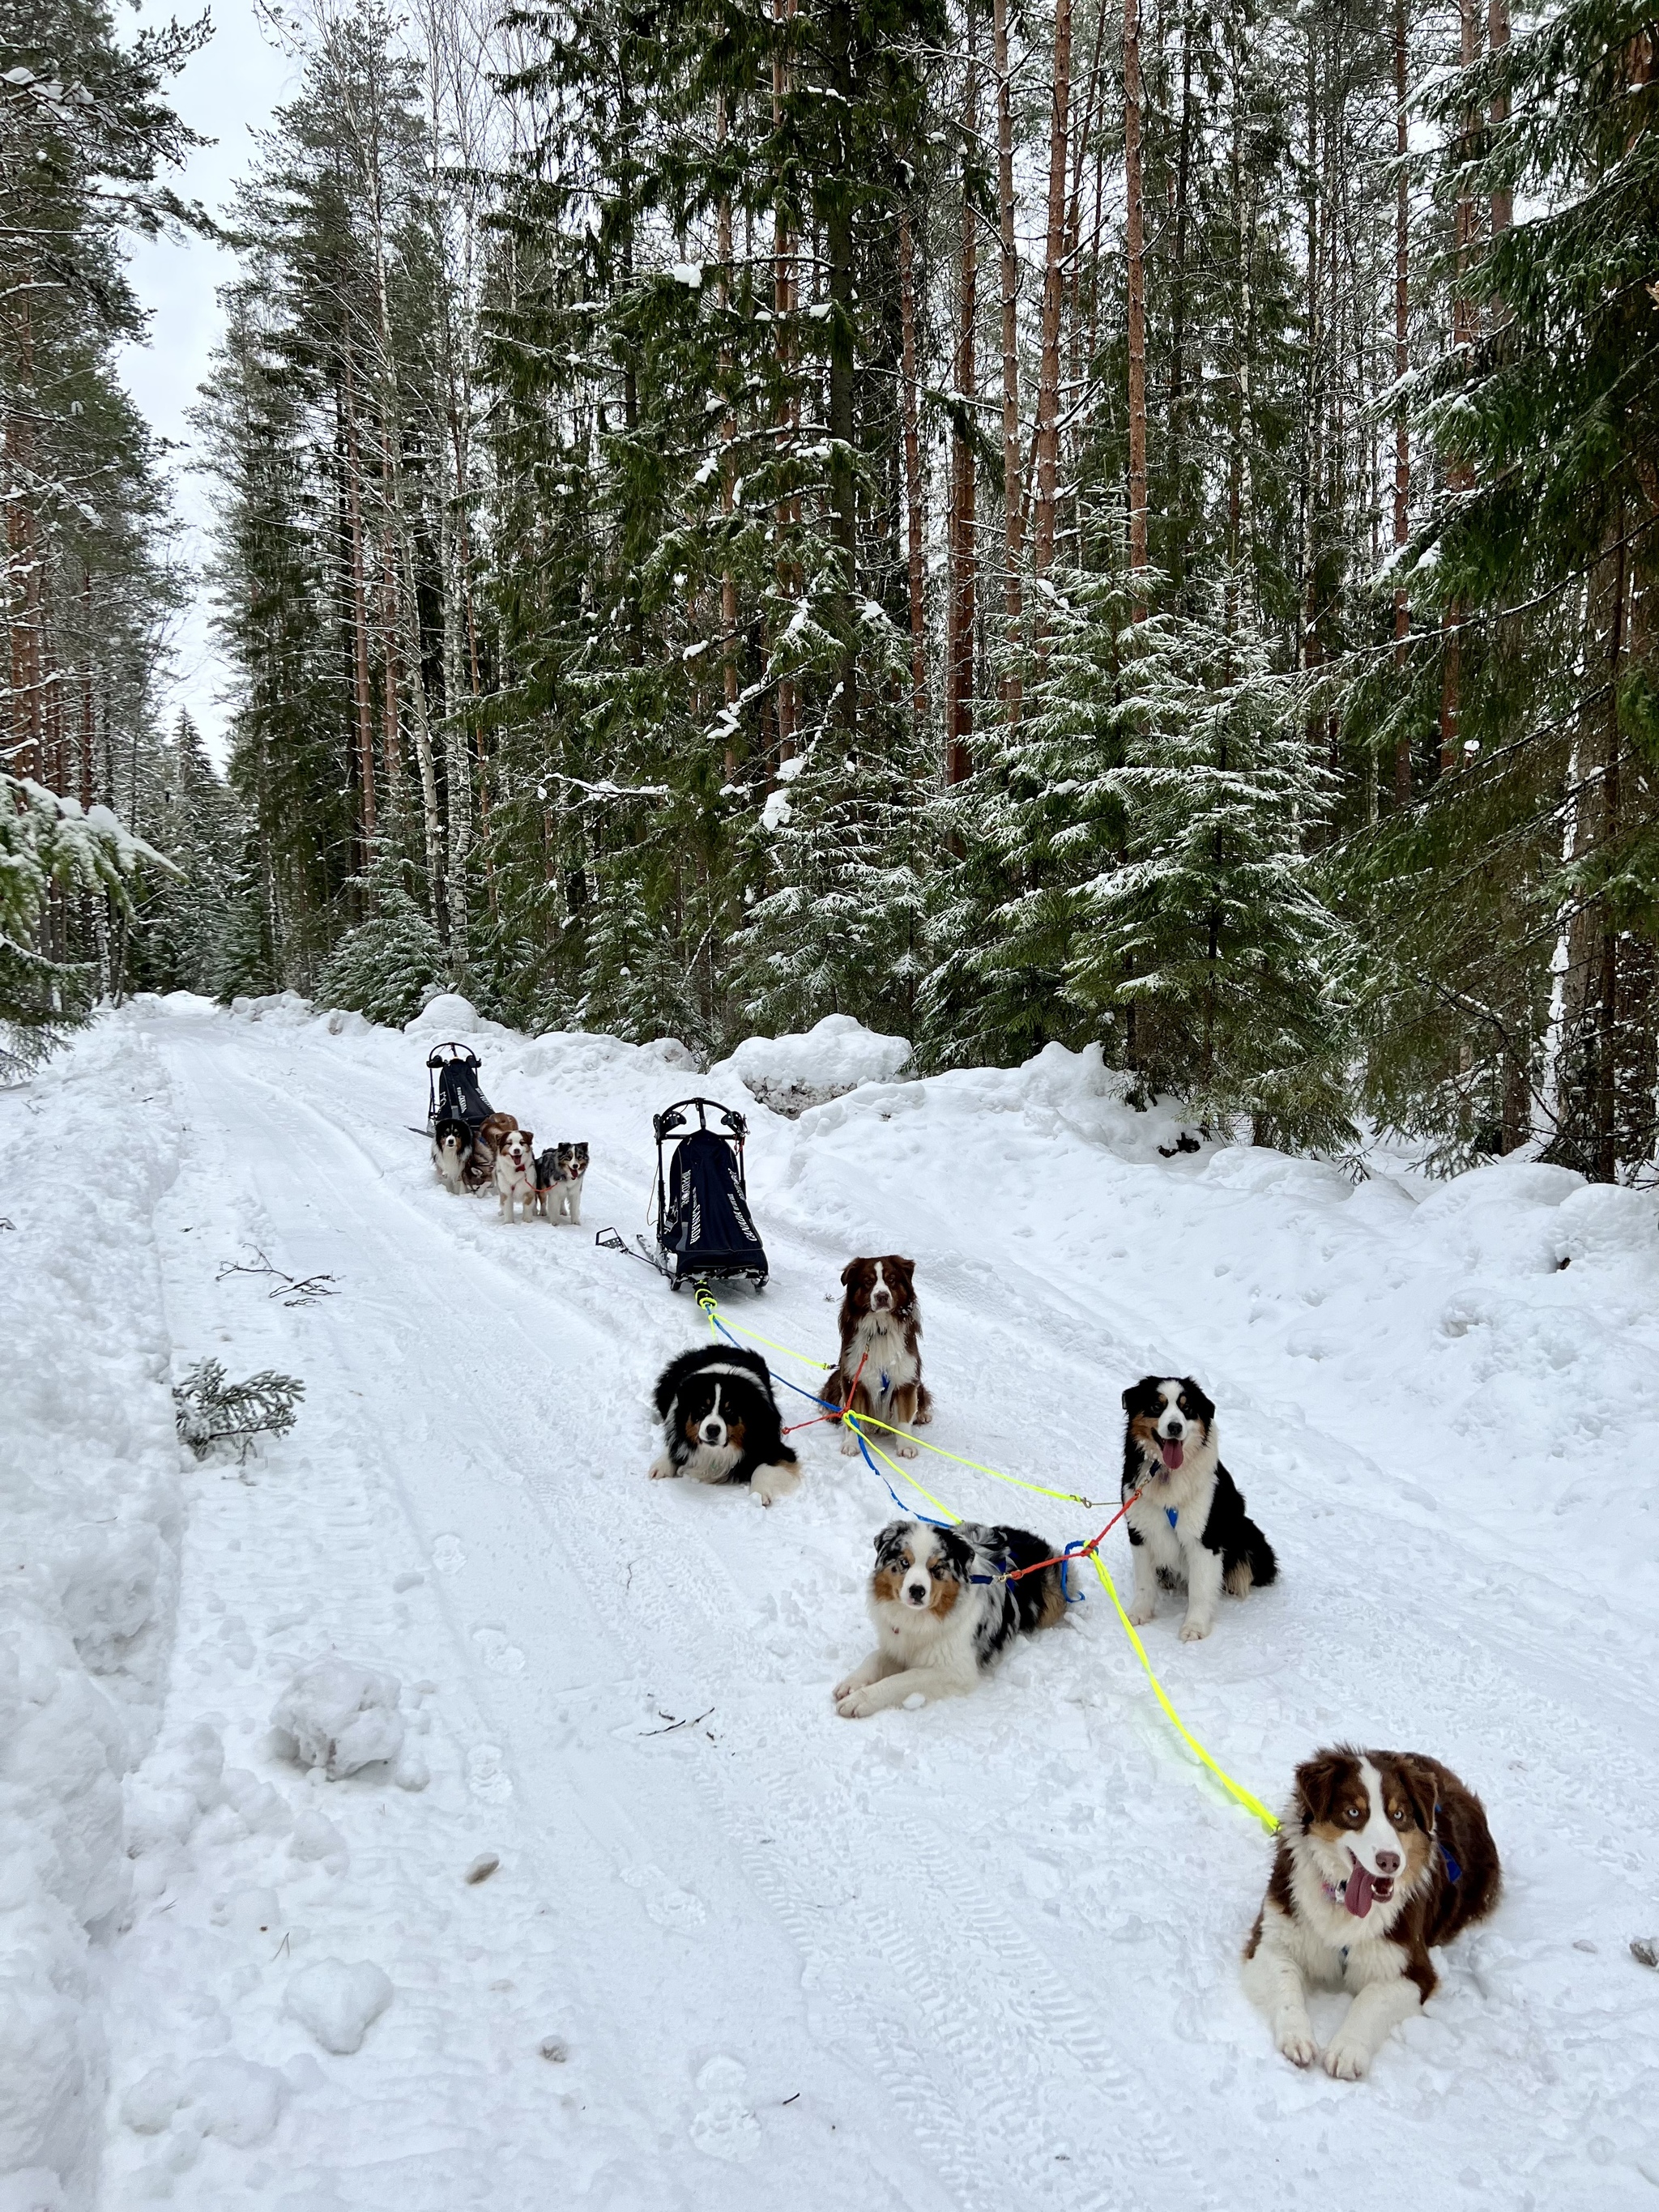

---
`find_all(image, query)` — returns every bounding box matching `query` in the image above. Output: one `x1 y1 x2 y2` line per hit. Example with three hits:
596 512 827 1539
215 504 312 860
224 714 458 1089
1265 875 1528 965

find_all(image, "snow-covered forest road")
8 995 1659 2210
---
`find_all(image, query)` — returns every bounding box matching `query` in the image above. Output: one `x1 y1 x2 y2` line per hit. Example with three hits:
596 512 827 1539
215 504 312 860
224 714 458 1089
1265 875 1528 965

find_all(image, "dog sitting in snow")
834 1518 1068 1718
534 1141 589 1224
1243 1745 1501 2079
430 1116 473 1194
648 1345 801 1506
493 1126 539 1221
826 1256 932 1460
1120 1375 1276 1641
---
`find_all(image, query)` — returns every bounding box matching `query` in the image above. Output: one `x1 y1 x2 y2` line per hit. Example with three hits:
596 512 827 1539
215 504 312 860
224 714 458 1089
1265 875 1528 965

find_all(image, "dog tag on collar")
1165 1507 1179 1529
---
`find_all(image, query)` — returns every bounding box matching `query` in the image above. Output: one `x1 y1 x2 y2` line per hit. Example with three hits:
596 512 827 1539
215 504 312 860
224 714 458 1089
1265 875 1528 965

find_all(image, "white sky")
116 0 298 765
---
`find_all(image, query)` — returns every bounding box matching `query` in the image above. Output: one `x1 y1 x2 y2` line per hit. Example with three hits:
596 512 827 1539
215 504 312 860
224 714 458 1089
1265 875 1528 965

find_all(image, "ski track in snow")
9 995 1657 2209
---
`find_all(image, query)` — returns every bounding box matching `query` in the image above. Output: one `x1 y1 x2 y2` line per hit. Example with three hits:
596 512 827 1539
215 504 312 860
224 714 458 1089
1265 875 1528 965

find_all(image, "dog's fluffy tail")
1239 1516 1277 1589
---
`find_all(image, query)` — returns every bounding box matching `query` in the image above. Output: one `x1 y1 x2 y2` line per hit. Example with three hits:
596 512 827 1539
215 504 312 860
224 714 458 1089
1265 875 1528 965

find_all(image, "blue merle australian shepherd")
648 1345 801 1507
1121 1375 1277 1641
833 1518 1070 1717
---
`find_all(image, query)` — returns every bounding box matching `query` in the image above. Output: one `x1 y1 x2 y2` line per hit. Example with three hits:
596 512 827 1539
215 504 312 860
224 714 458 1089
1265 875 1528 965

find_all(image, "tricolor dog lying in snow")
493 1126 539 1221
1120 1375 1276 1641
1243 1745 1501 2079
648 1345 801 1506
833 1518 1068 1717
827 1256 932 1459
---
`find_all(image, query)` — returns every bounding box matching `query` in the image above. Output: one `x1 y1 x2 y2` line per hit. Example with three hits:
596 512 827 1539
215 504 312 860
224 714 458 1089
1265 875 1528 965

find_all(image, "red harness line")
783 1349 868 1436
995 1483 1145 1584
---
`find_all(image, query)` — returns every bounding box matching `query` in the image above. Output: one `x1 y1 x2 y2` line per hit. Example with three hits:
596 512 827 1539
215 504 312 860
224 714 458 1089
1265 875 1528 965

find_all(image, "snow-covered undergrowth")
6 991 1658 2210
0 1023 181 2209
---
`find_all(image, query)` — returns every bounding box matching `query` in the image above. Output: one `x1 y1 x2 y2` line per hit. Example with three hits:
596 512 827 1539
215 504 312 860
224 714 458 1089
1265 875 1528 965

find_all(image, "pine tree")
316 847 444 1025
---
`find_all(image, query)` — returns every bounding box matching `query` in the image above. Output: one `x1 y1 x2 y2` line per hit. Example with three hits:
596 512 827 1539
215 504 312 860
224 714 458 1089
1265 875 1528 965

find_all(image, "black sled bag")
427 1045 492 1132
662 1127 768 1284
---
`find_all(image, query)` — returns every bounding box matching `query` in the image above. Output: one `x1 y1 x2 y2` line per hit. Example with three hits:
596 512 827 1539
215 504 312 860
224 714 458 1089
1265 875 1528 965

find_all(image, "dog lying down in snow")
648 1345 801 1507
1242 1744 1500 2079
833 1517 1069 1717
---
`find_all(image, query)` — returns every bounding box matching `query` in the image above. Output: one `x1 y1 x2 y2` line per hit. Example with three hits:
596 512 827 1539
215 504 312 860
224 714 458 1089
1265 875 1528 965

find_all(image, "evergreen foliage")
316 849 445 1026
173 1359 305 1461
32 0 1647 1181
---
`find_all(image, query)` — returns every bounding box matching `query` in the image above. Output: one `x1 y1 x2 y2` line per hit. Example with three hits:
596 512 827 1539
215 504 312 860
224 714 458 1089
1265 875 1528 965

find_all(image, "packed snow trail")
58 995 1659 2208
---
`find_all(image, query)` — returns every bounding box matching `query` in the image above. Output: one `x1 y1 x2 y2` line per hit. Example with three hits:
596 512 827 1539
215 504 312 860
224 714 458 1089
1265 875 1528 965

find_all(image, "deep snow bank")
0 1016 181 2209
708 1012 911 1117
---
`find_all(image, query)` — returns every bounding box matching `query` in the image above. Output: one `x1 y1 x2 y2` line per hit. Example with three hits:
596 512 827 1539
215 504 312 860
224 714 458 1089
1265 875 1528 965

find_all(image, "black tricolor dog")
647 1345 801 1507
1120 1375 1277 1642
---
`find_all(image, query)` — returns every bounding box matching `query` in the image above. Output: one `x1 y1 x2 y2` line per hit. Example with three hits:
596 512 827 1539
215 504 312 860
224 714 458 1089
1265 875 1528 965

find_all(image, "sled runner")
595 1096 769 1291
424 1042 492 1138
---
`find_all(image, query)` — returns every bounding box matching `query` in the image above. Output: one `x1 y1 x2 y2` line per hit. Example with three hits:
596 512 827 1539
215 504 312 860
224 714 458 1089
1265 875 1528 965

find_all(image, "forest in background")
3 0 1657 1174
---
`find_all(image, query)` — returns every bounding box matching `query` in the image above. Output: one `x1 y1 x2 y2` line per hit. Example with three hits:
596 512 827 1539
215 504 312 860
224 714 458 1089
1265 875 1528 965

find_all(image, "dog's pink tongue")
1159 1438 1184 1471
1343 1861 1377 1918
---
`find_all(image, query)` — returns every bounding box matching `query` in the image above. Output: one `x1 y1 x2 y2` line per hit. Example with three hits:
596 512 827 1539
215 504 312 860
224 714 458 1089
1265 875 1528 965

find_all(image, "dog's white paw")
831 1676 858 1704
1179 1617 1213 1643
1277 2027 1320 2070
1322 2035 1371 2082
750 1464 800 1507
647 1455 677 1481
892 1439 919 1460
1125 1601 1156 1626
839 1436 861 1458
835 1688 880 1720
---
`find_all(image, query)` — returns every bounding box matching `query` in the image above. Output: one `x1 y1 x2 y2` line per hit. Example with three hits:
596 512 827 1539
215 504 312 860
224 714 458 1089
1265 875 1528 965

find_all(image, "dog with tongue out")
1119 1375 1277 1642
1242 1745 1502 2079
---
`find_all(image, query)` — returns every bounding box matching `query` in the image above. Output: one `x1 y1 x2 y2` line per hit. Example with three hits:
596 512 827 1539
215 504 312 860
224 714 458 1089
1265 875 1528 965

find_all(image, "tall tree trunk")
6 289 42 782
1031 0 1073 590
1488 0 1512 235
773 0 798 760
1124 0 1149 611
1441 0 1482 777
1392 0 1412 803
825 0 858 739
994 0 1025 701
898 201 928 730
1166 0 1195 591
341 352 377 852
946 5 979 784
717 91 740 770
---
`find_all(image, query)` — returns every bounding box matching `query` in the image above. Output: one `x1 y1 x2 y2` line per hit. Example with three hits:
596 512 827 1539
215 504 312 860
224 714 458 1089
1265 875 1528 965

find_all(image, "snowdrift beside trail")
709 1012 912 1117
0 1024 182 2210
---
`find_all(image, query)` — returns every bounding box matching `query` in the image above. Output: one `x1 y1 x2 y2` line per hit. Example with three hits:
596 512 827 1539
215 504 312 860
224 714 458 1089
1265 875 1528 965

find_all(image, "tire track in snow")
195 1022 1222 2211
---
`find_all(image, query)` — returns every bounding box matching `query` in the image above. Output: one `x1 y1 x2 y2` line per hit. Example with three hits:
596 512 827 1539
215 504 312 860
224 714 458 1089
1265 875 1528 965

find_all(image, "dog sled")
595 1096 769 1292
424 1042 492 1143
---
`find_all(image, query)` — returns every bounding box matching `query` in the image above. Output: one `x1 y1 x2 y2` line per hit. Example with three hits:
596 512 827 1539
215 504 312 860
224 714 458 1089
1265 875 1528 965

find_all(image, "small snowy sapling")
173 1359 305 1461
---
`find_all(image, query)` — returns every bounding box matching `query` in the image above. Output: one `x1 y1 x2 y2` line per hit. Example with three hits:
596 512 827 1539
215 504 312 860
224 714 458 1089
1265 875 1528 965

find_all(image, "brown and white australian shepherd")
827 1256 932 1460
1243 1745 1501 2079
465 1110 518 1192
493 1126 539 1221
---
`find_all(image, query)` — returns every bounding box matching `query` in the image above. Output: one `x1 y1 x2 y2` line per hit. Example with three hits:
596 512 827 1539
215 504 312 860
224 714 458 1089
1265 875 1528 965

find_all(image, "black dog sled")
424 1042 492 1141
595 1096 769 1291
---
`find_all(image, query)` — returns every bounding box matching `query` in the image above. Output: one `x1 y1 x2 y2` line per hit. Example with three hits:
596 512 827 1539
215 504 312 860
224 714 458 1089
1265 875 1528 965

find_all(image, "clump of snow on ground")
283 1959 393 2056
710 1012 912 1116
269 1659 405 1780
0 1021 181 2210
